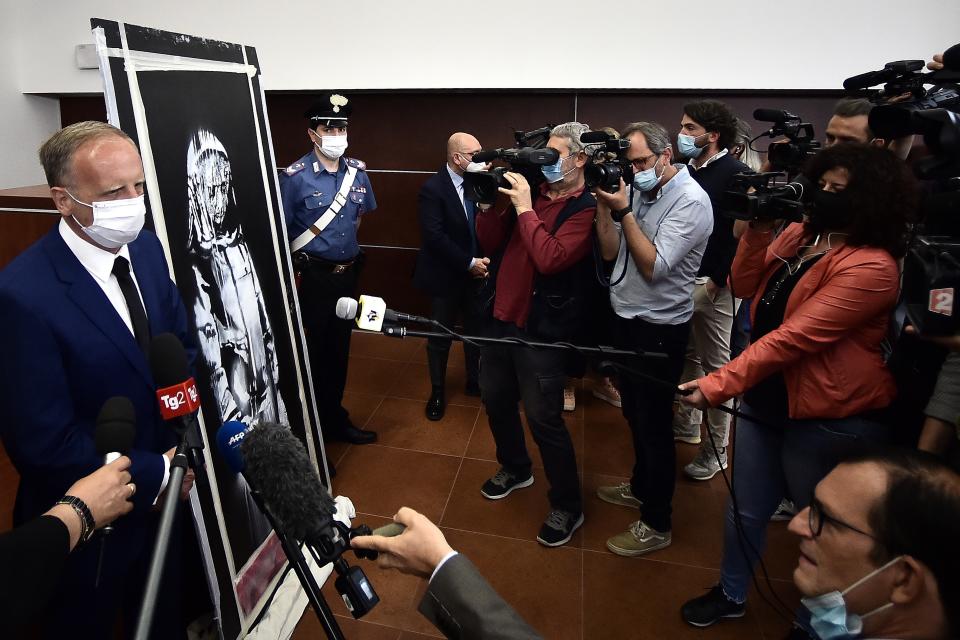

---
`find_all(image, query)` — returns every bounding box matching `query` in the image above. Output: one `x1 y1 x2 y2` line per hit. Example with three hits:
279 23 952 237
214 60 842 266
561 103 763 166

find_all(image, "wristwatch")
611 206 632 222
57 495 96 545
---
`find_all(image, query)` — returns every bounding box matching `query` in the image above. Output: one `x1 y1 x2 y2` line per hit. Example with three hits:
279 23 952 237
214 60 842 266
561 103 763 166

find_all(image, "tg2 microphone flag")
149 333 201 423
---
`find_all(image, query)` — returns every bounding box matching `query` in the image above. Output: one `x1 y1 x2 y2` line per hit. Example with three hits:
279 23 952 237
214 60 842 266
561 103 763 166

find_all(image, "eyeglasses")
458 150 481 159
808 495 876 540
630 154 657 171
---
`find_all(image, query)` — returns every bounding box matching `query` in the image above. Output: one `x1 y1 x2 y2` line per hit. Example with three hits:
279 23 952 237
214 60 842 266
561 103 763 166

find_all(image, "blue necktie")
464 195 477 255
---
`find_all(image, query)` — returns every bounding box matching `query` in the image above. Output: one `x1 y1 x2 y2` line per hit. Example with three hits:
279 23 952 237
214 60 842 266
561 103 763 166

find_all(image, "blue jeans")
719 402 891 602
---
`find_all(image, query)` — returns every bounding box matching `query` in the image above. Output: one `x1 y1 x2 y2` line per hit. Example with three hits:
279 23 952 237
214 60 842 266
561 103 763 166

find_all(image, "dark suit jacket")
0 226 192 628
413 166 477 297
419 554 543 640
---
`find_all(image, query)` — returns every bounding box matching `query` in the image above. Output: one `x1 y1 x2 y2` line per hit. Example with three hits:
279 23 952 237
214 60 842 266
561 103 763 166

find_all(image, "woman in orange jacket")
678 143 920 627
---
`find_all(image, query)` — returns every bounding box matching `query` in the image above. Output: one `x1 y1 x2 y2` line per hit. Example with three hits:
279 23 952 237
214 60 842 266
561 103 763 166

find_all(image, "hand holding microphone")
351 507 451 579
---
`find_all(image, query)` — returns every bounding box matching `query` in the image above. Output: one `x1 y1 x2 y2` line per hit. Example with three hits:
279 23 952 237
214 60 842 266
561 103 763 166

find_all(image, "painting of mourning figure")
186 128 288 427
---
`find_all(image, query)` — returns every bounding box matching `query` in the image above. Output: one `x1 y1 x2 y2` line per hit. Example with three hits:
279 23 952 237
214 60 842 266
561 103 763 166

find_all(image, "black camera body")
462 126 558 205
721 172 813 222
581 131 634 193
753 108 822 176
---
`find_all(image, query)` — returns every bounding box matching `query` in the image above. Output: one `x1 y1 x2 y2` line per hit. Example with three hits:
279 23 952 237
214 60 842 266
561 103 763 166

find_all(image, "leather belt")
293 251 355 275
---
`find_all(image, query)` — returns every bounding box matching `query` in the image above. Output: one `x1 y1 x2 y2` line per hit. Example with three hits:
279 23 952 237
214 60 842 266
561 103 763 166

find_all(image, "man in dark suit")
413 132 490 421
352 507 542 640
0 121 196 637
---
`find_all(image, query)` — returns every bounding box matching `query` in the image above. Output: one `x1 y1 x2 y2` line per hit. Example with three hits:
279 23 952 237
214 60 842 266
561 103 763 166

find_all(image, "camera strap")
290 165 358 252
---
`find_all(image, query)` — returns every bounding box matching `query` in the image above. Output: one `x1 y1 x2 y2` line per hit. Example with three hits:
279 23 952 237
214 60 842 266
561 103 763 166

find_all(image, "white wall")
0 3 59 189
2 0 958 189
12 0 960 93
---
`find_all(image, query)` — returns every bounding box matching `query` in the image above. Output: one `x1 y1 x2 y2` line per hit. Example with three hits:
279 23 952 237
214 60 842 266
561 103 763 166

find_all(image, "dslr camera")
463 126 559 205
580 130 634 193
752 108 822 176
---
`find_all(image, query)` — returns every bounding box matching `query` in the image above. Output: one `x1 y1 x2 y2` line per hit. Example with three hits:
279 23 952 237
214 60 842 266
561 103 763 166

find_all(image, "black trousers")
480 322 581 514
616 315 691 533
297 260 359 437
427 281 482 394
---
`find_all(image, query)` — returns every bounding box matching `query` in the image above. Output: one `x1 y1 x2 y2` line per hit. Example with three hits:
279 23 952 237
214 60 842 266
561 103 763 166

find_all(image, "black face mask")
806 189 853 235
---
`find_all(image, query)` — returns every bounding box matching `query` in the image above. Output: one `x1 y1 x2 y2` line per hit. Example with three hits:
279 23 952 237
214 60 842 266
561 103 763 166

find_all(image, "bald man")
413 133 491 421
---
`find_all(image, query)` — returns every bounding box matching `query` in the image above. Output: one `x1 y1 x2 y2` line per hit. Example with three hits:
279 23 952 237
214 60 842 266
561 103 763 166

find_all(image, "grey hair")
621 121 672 156
550 122 591 154
39 121 134 187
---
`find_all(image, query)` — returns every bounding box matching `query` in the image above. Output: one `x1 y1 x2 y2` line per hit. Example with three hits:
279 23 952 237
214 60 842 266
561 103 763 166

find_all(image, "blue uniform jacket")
0 226 193 543
279 151 377 261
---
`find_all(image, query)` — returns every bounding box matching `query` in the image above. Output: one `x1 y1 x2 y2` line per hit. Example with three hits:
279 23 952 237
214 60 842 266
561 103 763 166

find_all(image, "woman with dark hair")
678 143 920 627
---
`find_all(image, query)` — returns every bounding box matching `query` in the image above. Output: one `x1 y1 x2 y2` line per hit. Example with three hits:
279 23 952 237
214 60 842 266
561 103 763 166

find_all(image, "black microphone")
471 149 501 163
216 420 404 540
94 397 136 534
335 296 432 327
579 130 614 144
236 421 335 544
753 108 798 123
149 333 205 474
942 42 960 72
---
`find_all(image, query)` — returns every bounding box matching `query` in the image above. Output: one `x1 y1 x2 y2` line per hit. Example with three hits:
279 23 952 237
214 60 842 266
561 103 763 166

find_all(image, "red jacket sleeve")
728 224 784 298
700 248 900 406
475 201 513 256
515 207 596 275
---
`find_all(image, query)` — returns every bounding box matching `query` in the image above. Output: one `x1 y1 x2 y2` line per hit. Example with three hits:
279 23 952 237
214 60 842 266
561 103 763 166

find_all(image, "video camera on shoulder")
721 172 814 223
463 125 558 205
753 108 822 176
578 130 634 193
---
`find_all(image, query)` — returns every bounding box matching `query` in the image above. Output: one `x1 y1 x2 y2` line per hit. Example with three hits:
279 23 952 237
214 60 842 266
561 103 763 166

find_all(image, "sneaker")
673 423 702 444
596 482 642 509
681 585 746 627
591 377 622 408
563 385 576 412
770 498 798 522
480 468 534 500
536 509 584 547
683 446 728 481
605 520 671 557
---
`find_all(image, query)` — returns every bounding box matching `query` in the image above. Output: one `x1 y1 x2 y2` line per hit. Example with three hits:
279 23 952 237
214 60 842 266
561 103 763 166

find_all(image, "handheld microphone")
335 296 432 333
94 397 136 535
149 334 201 429
216 419 253 475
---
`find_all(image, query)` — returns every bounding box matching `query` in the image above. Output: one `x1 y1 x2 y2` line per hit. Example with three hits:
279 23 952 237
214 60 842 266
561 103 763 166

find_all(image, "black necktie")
463 193 477 255
112 256 150 353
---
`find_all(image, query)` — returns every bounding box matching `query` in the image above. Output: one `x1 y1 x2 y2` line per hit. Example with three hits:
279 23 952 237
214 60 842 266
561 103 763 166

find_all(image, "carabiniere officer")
280 92 378 445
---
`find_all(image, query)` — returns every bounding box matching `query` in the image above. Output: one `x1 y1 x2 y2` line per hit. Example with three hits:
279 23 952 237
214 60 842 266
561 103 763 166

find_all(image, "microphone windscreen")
240 422 336 543
95 396 136 456
216 420 251 474
843 70 883 90
753 108 795 123
335 297 359 321
471 149 500 163
579 130 613 144
149 333 191 388
942 42 960 72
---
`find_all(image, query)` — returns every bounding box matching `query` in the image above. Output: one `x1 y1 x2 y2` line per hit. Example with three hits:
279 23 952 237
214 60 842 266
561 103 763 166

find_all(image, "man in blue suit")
413 132 490 421
0 121 196 637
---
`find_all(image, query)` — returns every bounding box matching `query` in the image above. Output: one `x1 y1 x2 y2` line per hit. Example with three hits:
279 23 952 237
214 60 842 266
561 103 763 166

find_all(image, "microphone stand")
134 437 189 640
247 488 345 640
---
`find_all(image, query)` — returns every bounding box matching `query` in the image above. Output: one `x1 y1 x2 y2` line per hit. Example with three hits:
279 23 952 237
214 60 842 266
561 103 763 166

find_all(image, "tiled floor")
294 332 801 639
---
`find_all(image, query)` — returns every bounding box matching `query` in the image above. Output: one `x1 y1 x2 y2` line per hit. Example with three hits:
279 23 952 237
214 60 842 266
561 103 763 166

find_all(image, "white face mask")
67 191 146 249
465 161 487 173
316 134 348 159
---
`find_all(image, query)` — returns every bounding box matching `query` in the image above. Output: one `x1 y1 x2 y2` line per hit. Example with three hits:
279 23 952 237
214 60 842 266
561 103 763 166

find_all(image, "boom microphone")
753 108 798 123
336 296 432 332
579 130 614 144
236 422 335 544
95 397 136 535
470 149 500 163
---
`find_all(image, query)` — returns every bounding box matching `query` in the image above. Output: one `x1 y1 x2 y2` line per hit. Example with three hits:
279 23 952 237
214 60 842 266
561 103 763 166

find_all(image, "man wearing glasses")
413 132 490 421
786 449 958 639
593 121 713 557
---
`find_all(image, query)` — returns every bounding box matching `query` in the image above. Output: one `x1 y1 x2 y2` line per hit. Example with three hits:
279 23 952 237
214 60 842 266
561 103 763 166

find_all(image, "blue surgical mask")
632 156 664 192
801 556 901 640
677 132 707 158
541 153 574 184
